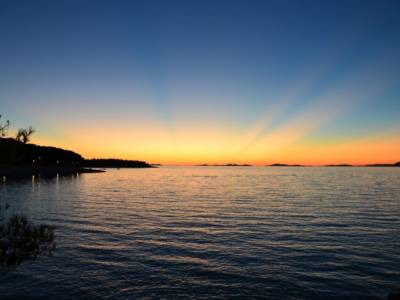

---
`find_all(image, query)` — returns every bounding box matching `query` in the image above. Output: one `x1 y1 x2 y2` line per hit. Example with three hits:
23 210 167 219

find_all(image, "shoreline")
0 165 104 180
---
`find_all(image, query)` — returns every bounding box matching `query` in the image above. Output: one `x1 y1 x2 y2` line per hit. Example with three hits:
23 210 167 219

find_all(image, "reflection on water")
0 167 399 299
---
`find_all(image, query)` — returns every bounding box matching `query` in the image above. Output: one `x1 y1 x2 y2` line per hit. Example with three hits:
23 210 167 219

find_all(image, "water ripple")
1 166 399 299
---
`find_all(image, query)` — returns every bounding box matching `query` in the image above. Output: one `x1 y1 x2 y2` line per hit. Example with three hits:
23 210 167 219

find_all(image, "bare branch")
15 126 35 144
0 115 10 137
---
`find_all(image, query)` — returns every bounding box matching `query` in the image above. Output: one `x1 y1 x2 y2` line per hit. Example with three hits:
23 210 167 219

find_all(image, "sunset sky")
1 0 400 165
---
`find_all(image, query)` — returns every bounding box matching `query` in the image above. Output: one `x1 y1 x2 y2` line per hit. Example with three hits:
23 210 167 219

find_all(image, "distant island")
267 163 304 167
195 162 400 168
325 163 400 167
366 162 400 167
325 164 353 167
197 163 252 167
267 163 400 167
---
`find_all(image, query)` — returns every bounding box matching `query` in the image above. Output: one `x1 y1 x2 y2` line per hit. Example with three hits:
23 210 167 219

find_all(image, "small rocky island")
268 163 304 167
197 163 252 167
366 162 400 167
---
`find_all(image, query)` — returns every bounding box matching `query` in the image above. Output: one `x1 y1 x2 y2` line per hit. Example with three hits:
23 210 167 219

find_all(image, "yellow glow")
33 120 400 166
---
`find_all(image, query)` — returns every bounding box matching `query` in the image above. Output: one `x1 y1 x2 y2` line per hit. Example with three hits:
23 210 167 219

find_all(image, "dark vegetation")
1 114 35 144
0 138 99 179
0 204 55 268
0 137 83 166
0 137 153 174
0 115 10 137
0 114 153 178
0 115 78 166
15 126 35 144
83 159 153 168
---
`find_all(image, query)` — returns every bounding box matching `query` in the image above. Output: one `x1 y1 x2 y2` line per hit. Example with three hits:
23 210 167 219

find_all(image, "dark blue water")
1 167 399 299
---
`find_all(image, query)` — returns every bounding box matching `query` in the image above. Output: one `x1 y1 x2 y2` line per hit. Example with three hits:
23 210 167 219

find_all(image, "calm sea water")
0 167 399 299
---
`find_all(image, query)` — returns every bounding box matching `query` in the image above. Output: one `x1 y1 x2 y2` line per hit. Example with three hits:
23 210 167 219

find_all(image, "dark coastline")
0 138 152 180
0 165 104 180
83 159 154 168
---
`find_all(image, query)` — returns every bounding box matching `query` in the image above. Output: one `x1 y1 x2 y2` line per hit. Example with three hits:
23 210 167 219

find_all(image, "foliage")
83 158 153 168
0 113 35 143
0 138 83 165
0 204 56 268
15 126 35 144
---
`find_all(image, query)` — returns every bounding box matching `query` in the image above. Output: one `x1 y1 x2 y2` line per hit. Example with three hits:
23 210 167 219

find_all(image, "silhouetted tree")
16 126 35 144
0 115 10 137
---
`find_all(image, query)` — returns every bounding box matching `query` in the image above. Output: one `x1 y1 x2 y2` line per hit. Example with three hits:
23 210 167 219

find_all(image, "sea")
0 166 399 299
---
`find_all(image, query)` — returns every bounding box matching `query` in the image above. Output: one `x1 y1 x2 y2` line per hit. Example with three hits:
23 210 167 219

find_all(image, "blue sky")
1 0 399 163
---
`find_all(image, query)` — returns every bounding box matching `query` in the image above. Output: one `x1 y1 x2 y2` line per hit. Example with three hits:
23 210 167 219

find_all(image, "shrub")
0 206 55 267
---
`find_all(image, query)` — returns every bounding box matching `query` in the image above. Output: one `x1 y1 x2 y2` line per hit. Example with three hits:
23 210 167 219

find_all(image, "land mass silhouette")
83 159 153 168
267 163 400 167
2 137 398 180
197 163 252 167
268 163 304 167
0 138 152 179
325 164 353 167
366 162 400 167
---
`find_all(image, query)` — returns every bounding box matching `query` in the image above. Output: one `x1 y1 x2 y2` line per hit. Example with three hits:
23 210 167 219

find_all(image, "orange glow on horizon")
33 123 400 166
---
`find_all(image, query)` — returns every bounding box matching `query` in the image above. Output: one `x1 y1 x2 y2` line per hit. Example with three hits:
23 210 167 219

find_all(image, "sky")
1 0 400 165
